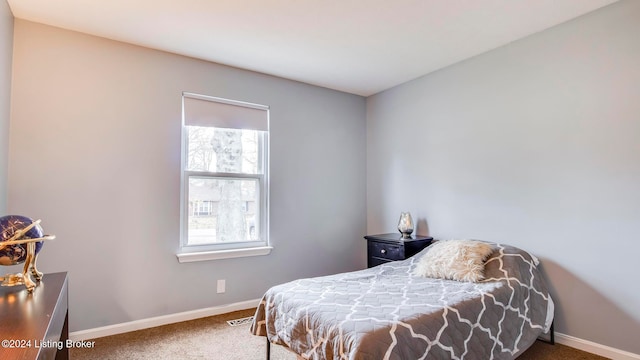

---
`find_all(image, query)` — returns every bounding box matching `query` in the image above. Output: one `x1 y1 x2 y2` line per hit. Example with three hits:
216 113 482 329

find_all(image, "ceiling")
7 0 618 96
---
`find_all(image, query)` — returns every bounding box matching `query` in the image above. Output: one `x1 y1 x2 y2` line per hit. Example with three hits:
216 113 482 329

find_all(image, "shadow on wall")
415 217 431 237
538 259 640 355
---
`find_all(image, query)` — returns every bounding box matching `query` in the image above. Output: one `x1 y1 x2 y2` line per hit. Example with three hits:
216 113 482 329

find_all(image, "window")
178 93 270 262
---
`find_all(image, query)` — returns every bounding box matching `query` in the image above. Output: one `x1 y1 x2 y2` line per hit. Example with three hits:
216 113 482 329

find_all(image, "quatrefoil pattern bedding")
251 242 554 360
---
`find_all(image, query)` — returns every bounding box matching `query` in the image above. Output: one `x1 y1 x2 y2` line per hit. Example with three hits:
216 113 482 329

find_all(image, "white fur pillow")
413 240 495 282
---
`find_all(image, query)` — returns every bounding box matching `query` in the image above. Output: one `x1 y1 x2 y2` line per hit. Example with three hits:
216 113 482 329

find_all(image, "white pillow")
413 240 495 282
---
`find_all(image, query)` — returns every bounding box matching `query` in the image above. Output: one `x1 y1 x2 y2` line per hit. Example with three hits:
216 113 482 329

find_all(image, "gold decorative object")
0 216 56 292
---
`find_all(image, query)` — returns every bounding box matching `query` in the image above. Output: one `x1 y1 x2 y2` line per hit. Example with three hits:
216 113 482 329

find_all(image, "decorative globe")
0 215 45 266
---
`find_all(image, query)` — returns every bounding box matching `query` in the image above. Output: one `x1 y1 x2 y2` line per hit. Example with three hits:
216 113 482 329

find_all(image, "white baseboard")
556 332 640 360
69 298 261 341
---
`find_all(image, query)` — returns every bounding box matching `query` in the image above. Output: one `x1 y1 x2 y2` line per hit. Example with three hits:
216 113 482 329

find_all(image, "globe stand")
1 273 27 287
0 218 55 292
1 241 47 292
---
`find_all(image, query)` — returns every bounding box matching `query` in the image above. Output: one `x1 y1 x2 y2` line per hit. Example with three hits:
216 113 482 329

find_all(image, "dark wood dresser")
0 272 69 360
365 233 433 268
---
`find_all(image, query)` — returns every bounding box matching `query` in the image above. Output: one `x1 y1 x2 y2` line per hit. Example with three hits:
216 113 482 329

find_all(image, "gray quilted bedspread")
251 242 553 360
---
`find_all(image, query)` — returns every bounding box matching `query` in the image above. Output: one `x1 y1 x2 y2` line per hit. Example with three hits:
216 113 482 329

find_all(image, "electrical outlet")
217 279 226 293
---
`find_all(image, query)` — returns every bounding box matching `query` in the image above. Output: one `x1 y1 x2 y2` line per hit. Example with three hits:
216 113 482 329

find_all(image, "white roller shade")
183 94 268 131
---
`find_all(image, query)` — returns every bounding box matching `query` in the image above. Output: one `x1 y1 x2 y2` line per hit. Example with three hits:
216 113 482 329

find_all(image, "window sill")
176 246 273 263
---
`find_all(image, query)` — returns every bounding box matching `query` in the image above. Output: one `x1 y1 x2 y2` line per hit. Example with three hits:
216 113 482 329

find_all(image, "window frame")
177 93 271 262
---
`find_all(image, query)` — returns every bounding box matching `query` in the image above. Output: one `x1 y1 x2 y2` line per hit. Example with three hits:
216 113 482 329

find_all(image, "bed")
251 240 554 360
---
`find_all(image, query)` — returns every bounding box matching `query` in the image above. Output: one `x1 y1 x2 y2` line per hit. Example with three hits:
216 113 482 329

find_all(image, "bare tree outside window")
211 129 245 242
186 126 260 245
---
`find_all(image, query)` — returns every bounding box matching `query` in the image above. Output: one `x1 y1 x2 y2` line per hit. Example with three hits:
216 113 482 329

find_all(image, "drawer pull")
380 249 386 254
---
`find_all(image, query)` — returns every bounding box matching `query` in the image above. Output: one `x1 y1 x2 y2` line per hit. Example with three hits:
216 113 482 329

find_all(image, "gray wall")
9 20 367 332
0 1 12 214
367 0 639 354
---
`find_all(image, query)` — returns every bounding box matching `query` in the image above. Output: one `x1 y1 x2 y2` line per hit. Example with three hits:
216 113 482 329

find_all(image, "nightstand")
364 233 433 268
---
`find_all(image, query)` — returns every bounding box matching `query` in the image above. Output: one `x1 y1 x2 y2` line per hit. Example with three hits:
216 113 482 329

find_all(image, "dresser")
364 233 433 268
0 272 69 360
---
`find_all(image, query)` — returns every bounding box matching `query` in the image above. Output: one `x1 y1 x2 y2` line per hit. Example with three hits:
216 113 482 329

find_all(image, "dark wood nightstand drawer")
364 233 433 268
368 256 391 268
368 241 403 261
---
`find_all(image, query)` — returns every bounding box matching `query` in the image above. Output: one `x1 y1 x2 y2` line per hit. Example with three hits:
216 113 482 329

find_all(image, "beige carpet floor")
71 308 609 359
